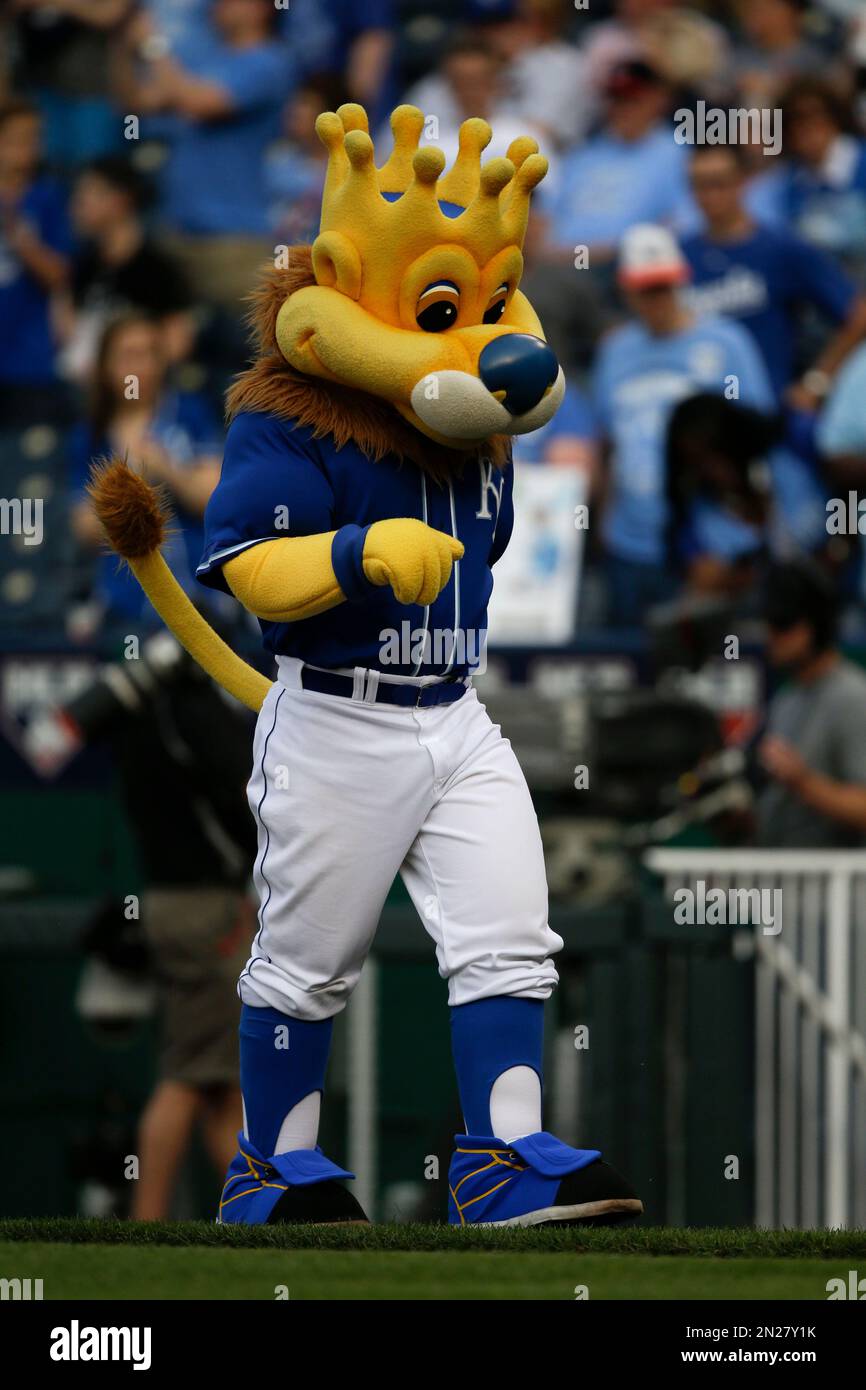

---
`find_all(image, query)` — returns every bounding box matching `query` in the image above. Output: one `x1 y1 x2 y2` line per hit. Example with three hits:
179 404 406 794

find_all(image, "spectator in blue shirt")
536 60 688 267
143 0 214 55
731 0 830 110
266 78 343 251
754 77 866 278
116 0 292 308
593 224 822 626
401 35 550 184
69 312 224 627
817 343 866 485
681 143 866 408
525 59 689 374
10 0 131 168
0 99 72 424
280 0 394 125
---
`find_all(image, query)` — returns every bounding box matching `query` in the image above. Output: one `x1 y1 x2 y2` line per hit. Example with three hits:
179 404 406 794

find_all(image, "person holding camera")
68 311 256 1219
757 559 866 849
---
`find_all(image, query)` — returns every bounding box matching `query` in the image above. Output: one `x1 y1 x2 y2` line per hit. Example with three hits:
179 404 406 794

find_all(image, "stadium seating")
0 426 89 639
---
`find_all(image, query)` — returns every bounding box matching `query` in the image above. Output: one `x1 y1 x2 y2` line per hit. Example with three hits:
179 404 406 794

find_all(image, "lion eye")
416 281 460 332
483 283 509 325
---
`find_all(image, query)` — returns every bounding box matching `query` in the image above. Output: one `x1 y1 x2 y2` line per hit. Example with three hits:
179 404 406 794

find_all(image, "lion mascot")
90 104 642 1227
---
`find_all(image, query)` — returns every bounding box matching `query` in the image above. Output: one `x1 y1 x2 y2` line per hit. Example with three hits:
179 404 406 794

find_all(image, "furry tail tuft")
88 457 168 559
84 456 271 714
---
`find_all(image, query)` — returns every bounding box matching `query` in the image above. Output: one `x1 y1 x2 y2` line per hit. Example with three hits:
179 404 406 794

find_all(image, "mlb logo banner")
0 655 96 778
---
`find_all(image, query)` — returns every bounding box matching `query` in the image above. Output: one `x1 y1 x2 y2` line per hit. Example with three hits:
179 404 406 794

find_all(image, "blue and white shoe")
218 1133 368 1225
448 1131 643 1227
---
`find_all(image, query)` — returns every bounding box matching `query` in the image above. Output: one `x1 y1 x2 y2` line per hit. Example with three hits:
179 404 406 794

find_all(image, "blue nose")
478 334 559 416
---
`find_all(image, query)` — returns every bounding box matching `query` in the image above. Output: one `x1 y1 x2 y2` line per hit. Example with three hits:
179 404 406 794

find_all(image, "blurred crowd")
3 0 866 638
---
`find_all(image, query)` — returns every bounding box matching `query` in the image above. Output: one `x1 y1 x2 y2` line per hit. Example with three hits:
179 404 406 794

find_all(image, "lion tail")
87 458 271 714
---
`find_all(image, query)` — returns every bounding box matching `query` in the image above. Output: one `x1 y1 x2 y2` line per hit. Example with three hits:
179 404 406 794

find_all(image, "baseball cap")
618 223 690 290
604 59 663 100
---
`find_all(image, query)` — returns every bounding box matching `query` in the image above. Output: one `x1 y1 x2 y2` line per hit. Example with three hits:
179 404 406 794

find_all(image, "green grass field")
1 1220 864 1300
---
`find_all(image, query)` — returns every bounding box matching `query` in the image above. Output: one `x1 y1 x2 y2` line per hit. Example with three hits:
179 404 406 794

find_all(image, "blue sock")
239 1005 333 1157
450 996 544 1136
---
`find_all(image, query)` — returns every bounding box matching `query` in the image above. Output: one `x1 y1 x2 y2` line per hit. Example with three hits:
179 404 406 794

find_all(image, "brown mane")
226 246 509 482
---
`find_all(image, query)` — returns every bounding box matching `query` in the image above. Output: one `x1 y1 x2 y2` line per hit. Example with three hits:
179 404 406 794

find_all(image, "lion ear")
312 231 363 300
242 247 315 353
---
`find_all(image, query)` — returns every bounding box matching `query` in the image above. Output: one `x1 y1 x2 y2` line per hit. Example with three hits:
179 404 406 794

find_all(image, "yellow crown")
314 103 548 276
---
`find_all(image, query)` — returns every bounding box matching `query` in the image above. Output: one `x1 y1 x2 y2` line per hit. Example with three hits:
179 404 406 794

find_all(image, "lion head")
266 103 564 452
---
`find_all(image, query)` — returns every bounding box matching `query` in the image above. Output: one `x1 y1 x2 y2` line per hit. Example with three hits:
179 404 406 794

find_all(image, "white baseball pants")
238 657 561 1018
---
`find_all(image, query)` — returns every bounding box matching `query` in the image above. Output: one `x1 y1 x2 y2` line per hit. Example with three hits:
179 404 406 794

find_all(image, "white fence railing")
646 849 866 1230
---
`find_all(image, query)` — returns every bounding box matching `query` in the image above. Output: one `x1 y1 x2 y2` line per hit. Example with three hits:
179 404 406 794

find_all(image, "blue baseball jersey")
681 224 855 399
197 410 514 678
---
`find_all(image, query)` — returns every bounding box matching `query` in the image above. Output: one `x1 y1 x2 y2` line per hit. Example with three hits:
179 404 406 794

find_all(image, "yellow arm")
223 533 345 622
222 520 464 621
87 452 463 714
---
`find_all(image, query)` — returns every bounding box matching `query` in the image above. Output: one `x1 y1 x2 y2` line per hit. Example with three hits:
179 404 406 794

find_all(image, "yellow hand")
362 518 464 606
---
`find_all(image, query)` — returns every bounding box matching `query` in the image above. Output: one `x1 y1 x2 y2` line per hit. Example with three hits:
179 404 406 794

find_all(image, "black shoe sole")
267 1179 369 1225
478 1158 644 1228
484 1197 643 1228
